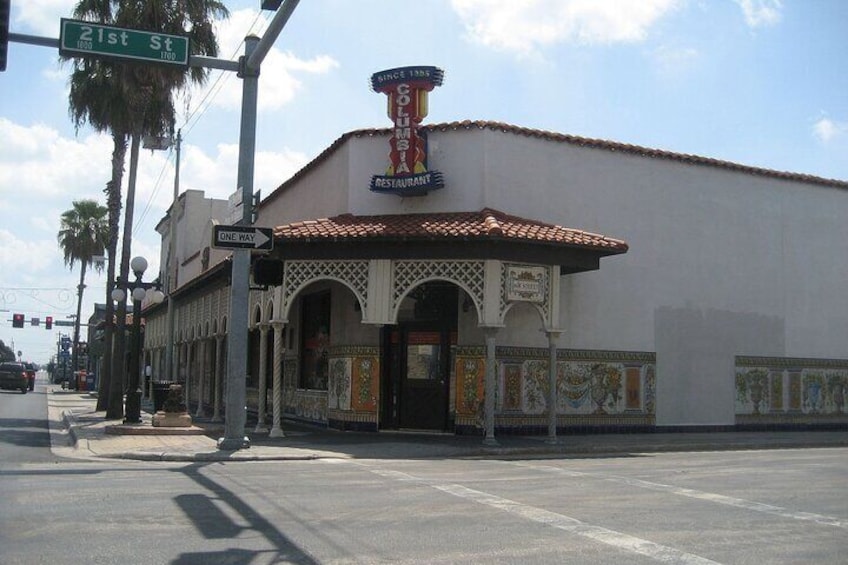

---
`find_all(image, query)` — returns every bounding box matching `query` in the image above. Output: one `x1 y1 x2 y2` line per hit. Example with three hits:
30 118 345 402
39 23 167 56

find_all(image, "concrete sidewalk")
48 386 848 463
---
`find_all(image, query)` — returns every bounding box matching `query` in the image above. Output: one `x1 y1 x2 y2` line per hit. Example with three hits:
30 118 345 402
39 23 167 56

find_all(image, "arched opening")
381 281 459 431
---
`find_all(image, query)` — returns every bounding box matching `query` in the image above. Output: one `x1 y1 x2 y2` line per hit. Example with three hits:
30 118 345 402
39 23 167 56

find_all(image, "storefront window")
299 291 331 390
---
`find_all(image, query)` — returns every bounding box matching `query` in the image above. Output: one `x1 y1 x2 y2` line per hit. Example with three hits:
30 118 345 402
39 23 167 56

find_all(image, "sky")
1 0 846 364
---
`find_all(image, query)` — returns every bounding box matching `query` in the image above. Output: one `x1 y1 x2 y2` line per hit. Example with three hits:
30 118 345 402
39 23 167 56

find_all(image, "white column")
195 339 207 418
546 331 561 444
254 323 270 433
212 335 224 422
269 321 286 438
184 342 191 411
483 328 499 446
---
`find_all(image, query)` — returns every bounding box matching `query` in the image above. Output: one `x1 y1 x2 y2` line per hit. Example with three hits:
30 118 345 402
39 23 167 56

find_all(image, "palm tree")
66 0 228 418
57 199 109 389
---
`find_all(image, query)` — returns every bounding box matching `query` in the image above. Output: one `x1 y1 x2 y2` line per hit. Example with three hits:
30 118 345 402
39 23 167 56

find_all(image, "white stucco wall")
473 129 848 426
259 143 352 225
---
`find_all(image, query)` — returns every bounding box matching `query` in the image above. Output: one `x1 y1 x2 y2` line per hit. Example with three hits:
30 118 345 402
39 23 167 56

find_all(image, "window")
299 291 331 390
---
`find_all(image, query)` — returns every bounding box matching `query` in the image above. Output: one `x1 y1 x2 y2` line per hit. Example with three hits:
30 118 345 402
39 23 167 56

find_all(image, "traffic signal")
12 313 24 328
0 0 9 72
45 316 53 330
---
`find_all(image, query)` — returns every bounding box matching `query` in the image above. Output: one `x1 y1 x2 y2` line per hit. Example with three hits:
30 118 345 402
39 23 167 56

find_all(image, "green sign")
59 18 189 67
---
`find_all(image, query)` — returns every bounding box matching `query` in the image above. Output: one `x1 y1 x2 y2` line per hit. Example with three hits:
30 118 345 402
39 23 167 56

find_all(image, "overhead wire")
131 8 272 237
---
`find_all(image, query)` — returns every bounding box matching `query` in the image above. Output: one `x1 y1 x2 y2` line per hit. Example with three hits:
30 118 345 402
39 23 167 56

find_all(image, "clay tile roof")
273 208 628 253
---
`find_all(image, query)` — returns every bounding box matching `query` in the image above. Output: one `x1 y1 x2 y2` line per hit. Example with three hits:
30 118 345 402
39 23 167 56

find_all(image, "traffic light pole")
218 0 300 450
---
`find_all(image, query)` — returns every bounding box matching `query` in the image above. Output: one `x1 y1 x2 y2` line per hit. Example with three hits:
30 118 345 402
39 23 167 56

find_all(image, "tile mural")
736 356 848 422
456 347 656 420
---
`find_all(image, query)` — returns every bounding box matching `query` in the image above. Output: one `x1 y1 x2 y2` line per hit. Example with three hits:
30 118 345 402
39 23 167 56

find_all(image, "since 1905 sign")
369 66 445 197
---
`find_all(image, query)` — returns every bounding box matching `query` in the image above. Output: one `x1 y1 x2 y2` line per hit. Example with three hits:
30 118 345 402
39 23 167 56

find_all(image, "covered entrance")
265 209 629 442
381 284 458 431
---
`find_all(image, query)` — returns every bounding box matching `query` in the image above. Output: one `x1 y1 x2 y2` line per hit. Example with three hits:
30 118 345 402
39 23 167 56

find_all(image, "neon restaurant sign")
370 66 445 196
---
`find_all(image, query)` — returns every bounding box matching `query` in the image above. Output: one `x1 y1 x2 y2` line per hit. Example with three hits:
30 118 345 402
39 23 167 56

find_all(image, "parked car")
23 362 36 391
0 361 29 394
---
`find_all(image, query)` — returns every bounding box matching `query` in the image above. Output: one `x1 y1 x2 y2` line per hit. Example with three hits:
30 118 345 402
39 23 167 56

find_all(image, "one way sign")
213 225 274 251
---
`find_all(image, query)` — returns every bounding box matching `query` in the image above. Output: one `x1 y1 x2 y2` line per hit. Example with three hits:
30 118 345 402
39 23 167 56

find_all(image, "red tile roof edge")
261 121 848 207
273 208 629 254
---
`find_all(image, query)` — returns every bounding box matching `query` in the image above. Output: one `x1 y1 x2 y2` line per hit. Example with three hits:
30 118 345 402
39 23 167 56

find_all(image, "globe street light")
112 256 164 424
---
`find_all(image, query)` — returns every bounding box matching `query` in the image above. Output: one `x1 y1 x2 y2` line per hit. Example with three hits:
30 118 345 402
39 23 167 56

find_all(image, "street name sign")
55 320 76 327
213 225 274 251
59 19 190 67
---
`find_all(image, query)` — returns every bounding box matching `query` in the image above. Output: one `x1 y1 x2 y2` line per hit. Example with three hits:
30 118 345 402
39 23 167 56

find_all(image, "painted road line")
511 462 848 530
370 468 722 565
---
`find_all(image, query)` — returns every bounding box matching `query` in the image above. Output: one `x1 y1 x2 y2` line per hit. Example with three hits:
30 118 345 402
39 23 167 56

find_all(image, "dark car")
24 362 36 391
0 362 29 394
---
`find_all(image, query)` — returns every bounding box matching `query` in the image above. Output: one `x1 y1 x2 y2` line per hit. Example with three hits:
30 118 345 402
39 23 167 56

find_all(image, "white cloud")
176 142 308 200
194 9 340 113
0 118 113 199
813 117 847 143
14 0 76 36
450 0 679 57
0 229 56 273
734 0 782 28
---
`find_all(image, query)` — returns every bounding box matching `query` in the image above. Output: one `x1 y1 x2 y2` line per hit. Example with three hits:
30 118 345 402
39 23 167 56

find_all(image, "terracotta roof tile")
273 208 628 253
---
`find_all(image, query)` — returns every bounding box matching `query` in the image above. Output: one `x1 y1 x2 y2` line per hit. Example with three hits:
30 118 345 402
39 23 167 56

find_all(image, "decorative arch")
281 260 369 321
393 276 482 323
266 298 275 323
392 260 485 324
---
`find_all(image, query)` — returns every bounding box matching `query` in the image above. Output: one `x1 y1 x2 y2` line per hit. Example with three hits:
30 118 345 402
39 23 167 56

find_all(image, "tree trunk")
71 261 87 390
108 132 141 418
101 133 128 416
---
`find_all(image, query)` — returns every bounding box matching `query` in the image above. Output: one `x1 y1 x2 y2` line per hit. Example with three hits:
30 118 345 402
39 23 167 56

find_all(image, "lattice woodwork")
392 260 485 314
283 260 369 318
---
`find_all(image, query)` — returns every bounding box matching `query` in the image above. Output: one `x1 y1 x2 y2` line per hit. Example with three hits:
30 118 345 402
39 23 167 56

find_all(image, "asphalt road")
0 376 846 564
0 372 57 464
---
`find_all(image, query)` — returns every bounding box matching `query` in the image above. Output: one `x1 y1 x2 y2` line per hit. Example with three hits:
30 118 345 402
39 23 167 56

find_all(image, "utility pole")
164 129 181 385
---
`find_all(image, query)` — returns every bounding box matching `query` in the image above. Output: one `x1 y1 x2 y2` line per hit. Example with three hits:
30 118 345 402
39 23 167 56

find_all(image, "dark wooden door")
398 329 449 430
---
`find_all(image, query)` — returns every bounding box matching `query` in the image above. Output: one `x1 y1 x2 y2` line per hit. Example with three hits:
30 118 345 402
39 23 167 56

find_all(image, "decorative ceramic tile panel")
736 356 848 421
497 347 656 416
455 348 485 417
328 358 351 411
351 356 379 412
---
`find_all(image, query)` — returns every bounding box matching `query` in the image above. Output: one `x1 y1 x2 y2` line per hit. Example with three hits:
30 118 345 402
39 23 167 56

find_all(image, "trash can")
152 382 174 412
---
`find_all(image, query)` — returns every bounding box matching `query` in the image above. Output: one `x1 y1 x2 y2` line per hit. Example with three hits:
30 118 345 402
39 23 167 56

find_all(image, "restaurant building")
142 68 848 440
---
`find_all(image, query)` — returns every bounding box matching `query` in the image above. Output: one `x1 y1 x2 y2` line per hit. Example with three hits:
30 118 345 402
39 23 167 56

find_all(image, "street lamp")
111 256 165 424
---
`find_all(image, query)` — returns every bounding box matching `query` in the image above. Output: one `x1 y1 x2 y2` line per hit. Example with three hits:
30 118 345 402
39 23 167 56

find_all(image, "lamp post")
144 130 181 386
112 256 164 424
